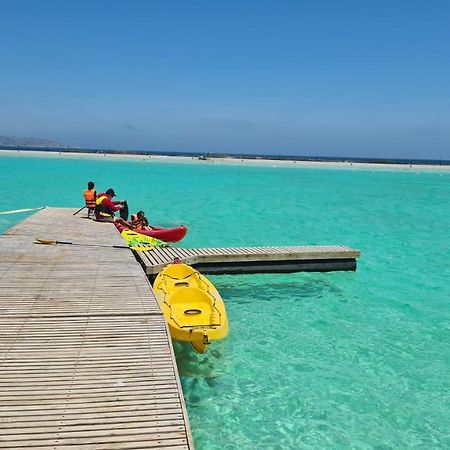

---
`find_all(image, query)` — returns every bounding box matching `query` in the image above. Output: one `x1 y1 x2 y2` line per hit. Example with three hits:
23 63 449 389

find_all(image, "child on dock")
83 181 97 219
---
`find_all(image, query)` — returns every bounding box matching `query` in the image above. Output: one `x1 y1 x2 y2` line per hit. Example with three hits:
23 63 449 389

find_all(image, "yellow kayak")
153 263 228 353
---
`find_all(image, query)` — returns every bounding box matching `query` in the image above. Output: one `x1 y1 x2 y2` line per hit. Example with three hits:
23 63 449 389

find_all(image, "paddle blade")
35 238 57 245
120 201 129 221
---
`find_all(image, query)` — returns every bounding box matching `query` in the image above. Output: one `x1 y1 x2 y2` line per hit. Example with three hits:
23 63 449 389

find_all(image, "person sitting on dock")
83 181 97 219
94 188 129 226
130 210 153 230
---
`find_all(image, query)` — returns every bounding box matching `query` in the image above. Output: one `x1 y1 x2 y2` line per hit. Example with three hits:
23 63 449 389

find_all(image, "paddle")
0 207 45 215
73 206 86 216
119 200 129 221
35 238 153 251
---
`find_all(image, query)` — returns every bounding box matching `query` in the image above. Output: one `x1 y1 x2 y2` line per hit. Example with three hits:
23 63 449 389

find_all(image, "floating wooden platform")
0 208 194 449
136 245 360 279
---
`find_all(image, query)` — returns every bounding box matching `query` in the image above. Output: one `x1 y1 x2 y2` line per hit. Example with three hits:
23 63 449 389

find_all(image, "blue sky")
1 0 450 159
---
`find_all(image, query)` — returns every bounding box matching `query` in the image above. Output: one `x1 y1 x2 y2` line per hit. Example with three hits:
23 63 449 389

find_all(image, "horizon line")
0 145 449 166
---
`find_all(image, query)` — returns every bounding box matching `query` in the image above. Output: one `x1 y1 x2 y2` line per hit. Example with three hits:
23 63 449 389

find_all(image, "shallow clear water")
1 153 449 449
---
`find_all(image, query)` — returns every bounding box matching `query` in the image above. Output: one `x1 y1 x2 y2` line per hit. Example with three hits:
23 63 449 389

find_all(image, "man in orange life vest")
94 188 129 226
83 181 97 219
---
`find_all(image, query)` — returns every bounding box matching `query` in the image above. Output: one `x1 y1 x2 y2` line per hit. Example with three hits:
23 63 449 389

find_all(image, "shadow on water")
216 275 346 303
174 340 238 407
175 273 350 409
174 340 228 379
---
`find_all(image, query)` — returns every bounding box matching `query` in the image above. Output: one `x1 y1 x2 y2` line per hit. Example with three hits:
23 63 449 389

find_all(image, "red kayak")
116 224 187 243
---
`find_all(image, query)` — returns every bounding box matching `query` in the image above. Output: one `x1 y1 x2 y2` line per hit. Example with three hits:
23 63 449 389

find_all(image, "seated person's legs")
114 217 131 227
95 216 115 223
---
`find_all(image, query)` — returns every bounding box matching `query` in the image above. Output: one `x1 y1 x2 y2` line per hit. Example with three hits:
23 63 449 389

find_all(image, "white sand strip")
1 148 449 172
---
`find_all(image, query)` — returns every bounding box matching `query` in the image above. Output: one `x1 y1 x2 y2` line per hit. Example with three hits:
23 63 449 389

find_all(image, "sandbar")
1 148 449 172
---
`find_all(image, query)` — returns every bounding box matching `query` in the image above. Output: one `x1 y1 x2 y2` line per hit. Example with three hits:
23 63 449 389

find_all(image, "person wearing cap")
94 188 128 225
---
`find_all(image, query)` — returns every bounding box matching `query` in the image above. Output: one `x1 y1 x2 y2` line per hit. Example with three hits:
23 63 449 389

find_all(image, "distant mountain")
0 134 68 148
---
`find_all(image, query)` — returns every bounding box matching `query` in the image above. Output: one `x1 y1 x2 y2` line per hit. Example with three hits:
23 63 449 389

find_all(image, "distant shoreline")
1 147 450 172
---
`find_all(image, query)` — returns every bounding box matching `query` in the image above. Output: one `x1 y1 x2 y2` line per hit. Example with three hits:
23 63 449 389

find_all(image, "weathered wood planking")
136 244 361 277
0 208 194 449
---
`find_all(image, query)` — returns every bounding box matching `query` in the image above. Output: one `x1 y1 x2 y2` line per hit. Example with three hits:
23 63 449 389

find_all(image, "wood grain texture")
0 208 194 449
136 244 361 275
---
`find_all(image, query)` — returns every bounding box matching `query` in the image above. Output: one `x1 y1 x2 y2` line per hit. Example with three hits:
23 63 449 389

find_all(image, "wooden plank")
0 208 194 449
139 243 360 275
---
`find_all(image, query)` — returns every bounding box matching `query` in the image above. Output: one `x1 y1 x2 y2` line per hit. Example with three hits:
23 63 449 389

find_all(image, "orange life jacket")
131 214 143 229
83 189 96 208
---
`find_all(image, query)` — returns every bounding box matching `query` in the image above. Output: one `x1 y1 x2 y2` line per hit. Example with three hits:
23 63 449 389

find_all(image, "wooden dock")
0 207 360 448
0 208 194 449
136 245 360 279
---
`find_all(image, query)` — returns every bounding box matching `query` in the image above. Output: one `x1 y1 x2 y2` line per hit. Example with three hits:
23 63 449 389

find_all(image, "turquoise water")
1 153 449 449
